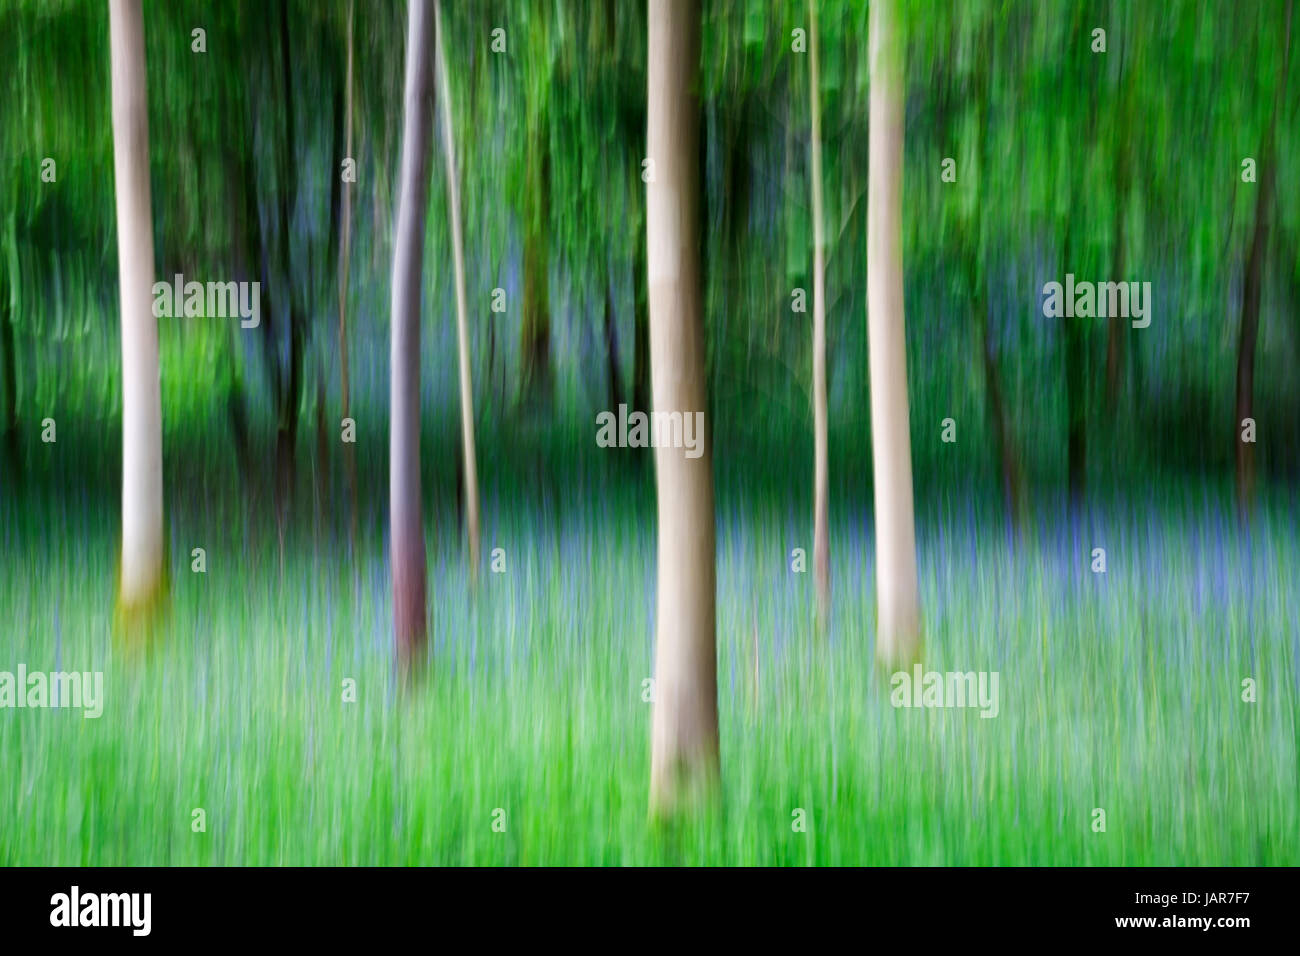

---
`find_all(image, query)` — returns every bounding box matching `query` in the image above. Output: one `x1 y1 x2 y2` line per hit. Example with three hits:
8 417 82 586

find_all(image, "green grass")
2 429 1296 864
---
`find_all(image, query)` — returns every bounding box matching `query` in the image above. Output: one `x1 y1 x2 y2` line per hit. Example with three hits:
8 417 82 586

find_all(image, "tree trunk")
631 242 651 475
867 0 920 669
1062 219 1086 512
274 0 304 541
1103 187 1127 412
0 255 18 483
603 282 622 412
970 43 1021 530
315 42 345 525
1059 17 1097 515
435 0 481 582
1235 0 1292 514
978 281 1022 526
110 0 165 618
390 0 435 664
808 0 830 625
339 0 358 550
217 62 254 493
521 110 552 405
647 0 718 818
1104 106 1131 412
632 239 650 413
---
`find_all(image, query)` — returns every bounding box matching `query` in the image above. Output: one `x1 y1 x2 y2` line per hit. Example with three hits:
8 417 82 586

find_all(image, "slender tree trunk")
1235 0 1292 514
631 242 651 475
224 323 252 488
632 243 650 412
969 48 1022 530
628 71 651 426
0 253 18 483
1059 206 1087 512
977 280 1022 525
1104 111 1131 412
647 0 718 818
339 0 358 550
218 65 254 492
1065 37 1101 514
1103 189 1127 411
435 0 481 581
390 0 435 664
315 45 345 526
867 0 920 669
808 0 830 626
807 0 831 623
313 371 328 522
264 0 300 549
521 110 552 405
274 0 305 550
603 283 622 411
110 0 165 618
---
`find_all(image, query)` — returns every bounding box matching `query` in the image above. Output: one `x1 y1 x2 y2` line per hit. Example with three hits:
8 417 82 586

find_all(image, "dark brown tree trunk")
217 31 257 493
632 244 650 414
1234 0 1292 514
1065 277 1087 510
1105 17 1132 412
1062 16 1099 515
603 282 622 412
521 114 552 404
980 295 1022 525
314 373 329 517
0 262 17 483
969 39 1021 530
338 0 358 551
1235 176 1271 512
1104 149 1130 412
809 0 830 623
274 0 304 543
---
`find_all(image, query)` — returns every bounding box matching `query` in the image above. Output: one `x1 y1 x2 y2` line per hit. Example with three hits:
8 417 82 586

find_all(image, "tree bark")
1235 0 1292 514
339 0 358 550
632 239 650 413
435 0 481 582
1103 183 1128 412
603 283 622 412
970 42 1022 530
1104 98 1131 412
217 55 255 493
0 254 18 483
977 280 1022 525
808 0 830 625
647 0 718 818
867 0 920 669
1064 229 1086 512
521 109 552 405
110 0 165 617
274 0 304 542
390 0 435 664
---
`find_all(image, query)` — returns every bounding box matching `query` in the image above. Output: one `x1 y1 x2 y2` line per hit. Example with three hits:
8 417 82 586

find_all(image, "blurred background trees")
0 0 1296 535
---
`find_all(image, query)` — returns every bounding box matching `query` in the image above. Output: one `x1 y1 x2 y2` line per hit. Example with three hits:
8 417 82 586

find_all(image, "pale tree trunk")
339 0 358 551
867 0 920 669
390 0 435 664
647 0 718 818
435 0 481 583
110 0 164 617
808 0 830 626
